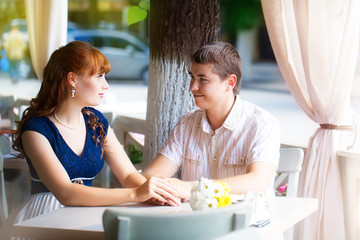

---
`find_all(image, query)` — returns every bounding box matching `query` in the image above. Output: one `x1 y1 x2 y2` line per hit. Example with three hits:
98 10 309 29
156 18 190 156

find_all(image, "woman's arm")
103 128 146 188
22 130 180 206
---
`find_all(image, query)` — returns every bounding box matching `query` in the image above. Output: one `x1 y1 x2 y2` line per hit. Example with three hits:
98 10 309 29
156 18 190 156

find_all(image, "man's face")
189 63 230 110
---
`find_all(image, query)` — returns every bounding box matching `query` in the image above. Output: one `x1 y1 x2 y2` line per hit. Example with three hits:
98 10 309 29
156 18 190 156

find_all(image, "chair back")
0 95 15 129
113 115 145 149
103 202 252 240
274 147 304 197
0 135 11 156
0 152 8 224
274 147 304 240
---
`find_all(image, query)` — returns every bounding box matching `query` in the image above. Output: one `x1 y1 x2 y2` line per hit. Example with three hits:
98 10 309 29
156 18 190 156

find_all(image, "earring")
71 88 75 98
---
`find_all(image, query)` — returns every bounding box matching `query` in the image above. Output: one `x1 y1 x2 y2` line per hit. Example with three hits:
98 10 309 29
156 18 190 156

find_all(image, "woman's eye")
98 74 103 78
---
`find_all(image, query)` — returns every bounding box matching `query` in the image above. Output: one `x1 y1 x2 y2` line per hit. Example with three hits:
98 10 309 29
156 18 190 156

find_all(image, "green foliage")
220 0 263 32
138 0 150 10
127 0 150 26
127 144 143 164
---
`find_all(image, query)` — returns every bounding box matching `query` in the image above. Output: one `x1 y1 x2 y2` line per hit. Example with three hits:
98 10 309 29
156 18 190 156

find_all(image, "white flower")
213 181 225 197
190 177 232 211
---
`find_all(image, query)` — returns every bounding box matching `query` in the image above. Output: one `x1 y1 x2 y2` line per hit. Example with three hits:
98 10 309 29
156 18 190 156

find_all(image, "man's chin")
194 101 205 109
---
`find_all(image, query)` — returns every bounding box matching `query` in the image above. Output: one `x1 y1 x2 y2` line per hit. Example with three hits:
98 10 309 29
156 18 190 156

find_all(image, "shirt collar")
201 111 213 134
200 95 242 133
222 95 242 131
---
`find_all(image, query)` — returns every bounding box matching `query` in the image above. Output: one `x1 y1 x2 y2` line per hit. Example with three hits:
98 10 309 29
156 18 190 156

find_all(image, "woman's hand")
135 177 181 206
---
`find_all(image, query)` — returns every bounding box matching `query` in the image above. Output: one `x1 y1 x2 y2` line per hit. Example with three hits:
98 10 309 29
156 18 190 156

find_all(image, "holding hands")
136 177 181 206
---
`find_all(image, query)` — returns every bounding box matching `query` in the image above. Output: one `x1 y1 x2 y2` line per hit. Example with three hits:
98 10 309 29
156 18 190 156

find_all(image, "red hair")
13 41 111 157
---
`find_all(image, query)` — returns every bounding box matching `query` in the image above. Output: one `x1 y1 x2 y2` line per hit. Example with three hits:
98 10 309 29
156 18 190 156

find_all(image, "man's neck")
206 95 236 131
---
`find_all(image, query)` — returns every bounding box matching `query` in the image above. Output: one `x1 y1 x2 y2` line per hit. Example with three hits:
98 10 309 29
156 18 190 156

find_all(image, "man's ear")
67 72 76 88
226 74 237 91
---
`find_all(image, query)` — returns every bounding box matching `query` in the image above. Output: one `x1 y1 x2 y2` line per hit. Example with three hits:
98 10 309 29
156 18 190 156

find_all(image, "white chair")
102 203 252 240
0 134 11 225
275 147 304 198
0 152 8 225
0 134 11 156
274 147 304 240
0 95 29 130
98 115 145 188
0 95 15 130
0 134 28 172
113 115 145 151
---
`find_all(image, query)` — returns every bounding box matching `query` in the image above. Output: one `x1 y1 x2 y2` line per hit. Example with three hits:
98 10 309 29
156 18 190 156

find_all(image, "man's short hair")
191 42 242 95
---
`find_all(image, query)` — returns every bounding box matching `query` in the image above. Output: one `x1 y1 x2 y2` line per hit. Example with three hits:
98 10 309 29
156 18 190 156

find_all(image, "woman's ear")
67 72 76 88
226 74 237 91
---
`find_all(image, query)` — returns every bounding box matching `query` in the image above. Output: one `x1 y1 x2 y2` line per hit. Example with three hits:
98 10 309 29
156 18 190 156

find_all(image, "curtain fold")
261 0 360 239
25 0 68 81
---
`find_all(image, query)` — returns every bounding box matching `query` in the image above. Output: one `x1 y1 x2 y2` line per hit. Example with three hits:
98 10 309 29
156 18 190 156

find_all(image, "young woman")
0 41 179 239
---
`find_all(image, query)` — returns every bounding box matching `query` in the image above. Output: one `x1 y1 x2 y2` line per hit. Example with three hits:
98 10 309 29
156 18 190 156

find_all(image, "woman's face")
74 72 109 106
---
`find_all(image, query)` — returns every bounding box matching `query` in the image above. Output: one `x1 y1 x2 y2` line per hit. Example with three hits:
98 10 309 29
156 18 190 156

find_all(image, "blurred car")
68 29 149 83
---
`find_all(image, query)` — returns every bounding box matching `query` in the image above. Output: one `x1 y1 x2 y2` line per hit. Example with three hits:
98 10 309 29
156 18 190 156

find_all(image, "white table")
12 197 317 240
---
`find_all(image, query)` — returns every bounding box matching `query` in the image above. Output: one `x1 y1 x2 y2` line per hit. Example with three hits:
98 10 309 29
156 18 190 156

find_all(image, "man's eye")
200 78 207 82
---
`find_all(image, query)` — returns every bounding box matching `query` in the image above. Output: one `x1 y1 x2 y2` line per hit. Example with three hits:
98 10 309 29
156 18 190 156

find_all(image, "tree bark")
143 0 220 167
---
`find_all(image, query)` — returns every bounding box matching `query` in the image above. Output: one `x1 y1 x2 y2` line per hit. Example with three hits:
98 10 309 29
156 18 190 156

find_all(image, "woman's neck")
54 102 83 129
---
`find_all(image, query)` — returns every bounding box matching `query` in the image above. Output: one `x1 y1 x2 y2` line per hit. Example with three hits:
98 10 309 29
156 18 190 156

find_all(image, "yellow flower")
221 182 230 193
190 178 233 210
216 193 232 208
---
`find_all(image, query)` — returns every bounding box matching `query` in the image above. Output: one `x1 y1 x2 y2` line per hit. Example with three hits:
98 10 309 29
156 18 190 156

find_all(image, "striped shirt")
159 96 280 182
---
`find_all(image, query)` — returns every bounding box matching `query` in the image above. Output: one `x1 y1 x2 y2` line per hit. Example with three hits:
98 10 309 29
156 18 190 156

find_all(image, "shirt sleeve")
158 114 192 167
248 116 280 168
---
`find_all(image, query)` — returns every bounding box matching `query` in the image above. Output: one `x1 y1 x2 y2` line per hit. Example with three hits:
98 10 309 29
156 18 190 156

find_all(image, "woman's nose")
103 78 109 90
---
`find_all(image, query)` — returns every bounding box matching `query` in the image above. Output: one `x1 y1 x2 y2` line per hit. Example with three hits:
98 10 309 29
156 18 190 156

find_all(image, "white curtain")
261 1 360 239
25 0 68 81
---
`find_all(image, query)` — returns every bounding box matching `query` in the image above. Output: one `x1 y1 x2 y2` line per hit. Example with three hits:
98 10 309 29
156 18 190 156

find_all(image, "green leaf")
139 0 150 11
127 6 148 26
127 144 143 164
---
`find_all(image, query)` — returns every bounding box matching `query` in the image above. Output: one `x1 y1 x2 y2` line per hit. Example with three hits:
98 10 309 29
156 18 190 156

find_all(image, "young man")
143 42 280 201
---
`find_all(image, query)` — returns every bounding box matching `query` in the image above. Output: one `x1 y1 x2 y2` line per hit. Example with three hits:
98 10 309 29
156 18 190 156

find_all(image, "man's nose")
190 80 199 91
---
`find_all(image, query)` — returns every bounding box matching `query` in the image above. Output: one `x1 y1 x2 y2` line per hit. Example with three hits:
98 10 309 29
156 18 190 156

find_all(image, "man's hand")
166 178 193 200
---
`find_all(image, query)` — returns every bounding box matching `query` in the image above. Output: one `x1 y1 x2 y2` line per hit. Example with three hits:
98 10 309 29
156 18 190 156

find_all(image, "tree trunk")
143 0 220 167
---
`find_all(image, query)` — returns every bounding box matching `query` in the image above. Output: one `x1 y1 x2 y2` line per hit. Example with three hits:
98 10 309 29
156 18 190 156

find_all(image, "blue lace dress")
0 107 108 239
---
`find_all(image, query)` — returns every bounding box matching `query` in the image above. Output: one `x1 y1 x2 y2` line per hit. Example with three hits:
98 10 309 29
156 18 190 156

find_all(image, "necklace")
54 112 81 130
